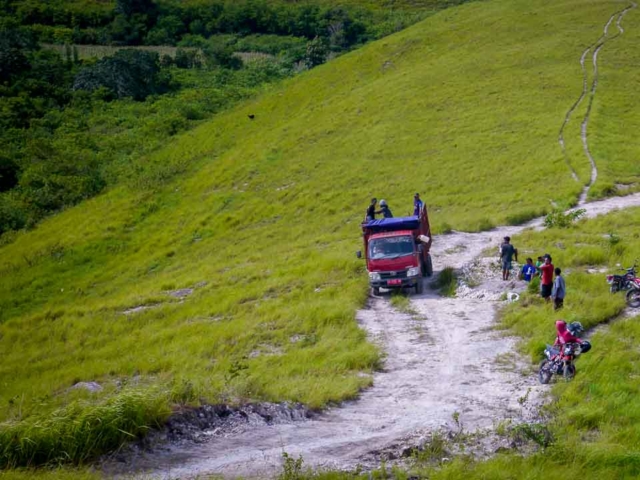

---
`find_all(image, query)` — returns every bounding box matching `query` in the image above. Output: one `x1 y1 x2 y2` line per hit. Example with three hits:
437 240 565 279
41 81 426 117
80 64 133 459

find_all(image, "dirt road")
113 193 640 480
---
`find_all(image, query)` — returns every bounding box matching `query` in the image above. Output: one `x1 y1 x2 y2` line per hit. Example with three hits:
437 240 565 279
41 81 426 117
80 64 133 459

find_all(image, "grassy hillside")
590 12 640 198
1 0 639 468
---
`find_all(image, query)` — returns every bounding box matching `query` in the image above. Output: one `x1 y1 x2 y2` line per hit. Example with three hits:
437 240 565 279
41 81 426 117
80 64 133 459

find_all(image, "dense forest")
0 0 463 236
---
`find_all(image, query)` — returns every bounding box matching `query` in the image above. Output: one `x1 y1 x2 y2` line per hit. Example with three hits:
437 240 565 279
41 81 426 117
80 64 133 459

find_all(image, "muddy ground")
104 193 640 480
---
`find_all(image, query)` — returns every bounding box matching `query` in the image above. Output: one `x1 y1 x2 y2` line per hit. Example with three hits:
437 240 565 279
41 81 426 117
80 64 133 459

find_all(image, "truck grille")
380 271 407 279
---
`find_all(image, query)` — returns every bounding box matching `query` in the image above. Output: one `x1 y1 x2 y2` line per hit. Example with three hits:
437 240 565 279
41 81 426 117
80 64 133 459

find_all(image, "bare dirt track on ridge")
110 193 640 480
558 3 636 203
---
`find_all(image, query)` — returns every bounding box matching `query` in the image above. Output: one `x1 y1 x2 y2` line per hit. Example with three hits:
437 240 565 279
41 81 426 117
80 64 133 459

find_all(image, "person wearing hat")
379 199 393 218
413 193 424 216
499 236 518 281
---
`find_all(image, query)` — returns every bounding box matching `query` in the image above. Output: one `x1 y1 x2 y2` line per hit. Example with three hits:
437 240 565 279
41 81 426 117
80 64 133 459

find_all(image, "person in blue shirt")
521 257 536 282
413 193 424 216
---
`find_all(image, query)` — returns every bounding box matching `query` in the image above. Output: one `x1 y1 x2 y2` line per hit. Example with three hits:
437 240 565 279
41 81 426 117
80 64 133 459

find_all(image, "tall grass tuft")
432 267 457 297
0 389 170 468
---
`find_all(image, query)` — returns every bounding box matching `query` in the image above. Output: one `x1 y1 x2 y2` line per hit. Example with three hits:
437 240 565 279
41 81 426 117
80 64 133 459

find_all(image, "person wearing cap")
379 199 393 218
413 193 424 216
499 236 518 281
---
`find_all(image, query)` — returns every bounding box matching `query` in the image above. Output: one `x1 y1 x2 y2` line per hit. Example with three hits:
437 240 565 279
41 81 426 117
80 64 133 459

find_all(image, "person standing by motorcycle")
540 254 554 301
499 236 518 281
552 267 566 310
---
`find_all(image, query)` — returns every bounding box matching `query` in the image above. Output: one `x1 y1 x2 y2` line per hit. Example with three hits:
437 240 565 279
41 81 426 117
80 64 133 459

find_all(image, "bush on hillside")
235 34 306 55
543 208 585 228
73 50 170 100
304 36 328 68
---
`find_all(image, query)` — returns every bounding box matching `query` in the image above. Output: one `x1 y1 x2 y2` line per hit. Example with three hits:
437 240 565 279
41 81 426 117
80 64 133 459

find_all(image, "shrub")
235 34 306 55
432 267 457 297
304 36 328 69
73 50 170 100
544 208 586 228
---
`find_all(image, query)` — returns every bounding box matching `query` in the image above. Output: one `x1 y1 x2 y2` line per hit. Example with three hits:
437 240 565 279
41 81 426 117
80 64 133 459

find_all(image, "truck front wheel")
415 279 423 294
372 286 380 296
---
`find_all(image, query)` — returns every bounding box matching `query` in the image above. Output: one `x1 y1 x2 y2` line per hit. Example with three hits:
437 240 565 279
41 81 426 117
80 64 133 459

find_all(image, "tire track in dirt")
559 4 636 204
109 193 640 480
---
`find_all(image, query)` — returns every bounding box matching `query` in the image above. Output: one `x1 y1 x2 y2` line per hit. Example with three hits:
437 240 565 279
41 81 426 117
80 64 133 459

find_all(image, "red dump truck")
358 206 433 295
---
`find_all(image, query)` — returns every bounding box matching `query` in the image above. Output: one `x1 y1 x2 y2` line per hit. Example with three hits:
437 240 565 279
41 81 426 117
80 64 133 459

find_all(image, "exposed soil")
105 193 640 480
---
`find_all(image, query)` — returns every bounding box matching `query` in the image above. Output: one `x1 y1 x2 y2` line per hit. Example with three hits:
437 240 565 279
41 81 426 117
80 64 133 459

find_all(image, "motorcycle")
606 262 637 294
538 341 591 384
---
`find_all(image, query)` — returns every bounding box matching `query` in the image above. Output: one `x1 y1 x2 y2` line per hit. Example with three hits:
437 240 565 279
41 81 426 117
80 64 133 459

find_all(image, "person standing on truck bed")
366 197 381 221
413 193 423 216
379 199 393 218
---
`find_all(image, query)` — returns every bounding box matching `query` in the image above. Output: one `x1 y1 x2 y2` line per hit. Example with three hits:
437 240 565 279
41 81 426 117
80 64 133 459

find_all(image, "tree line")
7 0 373 51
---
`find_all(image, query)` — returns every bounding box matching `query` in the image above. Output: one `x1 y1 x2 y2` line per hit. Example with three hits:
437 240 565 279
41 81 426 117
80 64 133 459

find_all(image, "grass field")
589 11 640 198
1 0 640 469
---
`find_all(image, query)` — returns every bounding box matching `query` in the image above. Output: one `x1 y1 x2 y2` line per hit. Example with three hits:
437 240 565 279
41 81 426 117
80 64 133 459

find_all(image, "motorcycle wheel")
610 284 619 294
539 360 553 385
563 363 576 381
626 289 640 308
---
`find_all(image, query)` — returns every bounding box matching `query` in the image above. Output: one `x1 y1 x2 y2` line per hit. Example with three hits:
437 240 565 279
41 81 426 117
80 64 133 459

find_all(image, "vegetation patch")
431 267 457 297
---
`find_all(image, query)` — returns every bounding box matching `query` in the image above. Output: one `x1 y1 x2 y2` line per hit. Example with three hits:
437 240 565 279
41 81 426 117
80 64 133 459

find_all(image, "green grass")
2 0 640 468
431 267 457 297
589 7 640 199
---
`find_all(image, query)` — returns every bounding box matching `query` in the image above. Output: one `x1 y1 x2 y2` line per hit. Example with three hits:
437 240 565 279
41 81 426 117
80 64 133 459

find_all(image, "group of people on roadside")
365 193 424 221
499 237 566 310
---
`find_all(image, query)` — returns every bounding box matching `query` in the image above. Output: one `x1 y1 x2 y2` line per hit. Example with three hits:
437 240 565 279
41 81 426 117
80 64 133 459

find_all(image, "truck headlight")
369 272 381 281
407 267 421 277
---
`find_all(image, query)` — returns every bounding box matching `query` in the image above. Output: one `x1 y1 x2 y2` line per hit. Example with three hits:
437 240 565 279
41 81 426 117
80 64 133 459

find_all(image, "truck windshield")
369 236 414 260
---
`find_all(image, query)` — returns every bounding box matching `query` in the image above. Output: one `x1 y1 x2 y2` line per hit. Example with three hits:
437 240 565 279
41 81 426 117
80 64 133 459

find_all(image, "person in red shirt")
539 254 554 301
